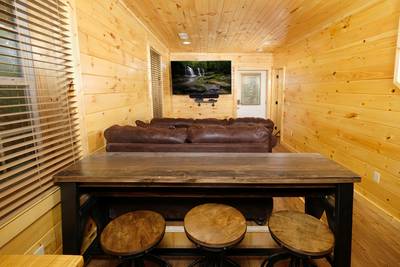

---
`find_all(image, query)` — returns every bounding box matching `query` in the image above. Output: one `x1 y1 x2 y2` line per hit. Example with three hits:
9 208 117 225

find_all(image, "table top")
54 152 360 185
0 255 84 267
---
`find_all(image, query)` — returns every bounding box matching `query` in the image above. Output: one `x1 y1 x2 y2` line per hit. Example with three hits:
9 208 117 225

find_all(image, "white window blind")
150 49 162 118
0 0 81 224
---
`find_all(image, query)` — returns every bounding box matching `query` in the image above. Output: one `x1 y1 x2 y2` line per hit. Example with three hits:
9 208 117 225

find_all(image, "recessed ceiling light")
178 32 189 40
182 41 191 45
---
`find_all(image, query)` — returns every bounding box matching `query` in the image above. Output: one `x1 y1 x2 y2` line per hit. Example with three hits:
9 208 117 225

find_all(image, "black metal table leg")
333 183 354 267
61 182 80 254
305 196 325 218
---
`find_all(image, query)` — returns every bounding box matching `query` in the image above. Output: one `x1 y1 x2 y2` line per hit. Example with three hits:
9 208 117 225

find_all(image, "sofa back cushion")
193 118 228 126
229 117 274 130
135 120 150 128
187 125 270 143
104 125 187 144
150 118 194 128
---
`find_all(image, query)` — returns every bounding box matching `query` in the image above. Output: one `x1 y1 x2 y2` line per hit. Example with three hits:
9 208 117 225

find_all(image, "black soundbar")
189 93 219 99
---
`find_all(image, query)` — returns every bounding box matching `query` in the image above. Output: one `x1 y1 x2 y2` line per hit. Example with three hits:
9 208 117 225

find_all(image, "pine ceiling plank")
174 0 196 52
206 0 224 53
235 0 275 48
150 0 182 49
215 0 238 52
170 0 189 51
122 0 377 53
244 0 303 51
236 0 284 51
194 0 209 52
224 0 256 52
122 0 171 46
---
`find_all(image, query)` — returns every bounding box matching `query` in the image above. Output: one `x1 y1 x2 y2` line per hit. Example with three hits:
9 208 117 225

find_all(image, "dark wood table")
54 152 360 267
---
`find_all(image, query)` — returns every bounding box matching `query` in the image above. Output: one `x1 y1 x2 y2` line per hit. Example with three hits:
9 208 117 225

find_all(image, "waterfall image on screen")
171 61 232 95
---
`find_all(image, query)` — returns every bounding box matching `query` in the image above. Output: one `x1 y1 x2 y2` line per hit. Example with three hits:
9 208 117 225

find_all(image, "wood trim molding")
0 188 61 248
394 17 400 88
279 140 299 153
66 0 89 156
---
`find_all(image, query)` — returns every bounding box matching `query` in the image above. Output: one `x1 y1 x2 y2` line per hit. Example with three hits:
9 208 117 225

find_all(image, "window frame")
0 0 82 225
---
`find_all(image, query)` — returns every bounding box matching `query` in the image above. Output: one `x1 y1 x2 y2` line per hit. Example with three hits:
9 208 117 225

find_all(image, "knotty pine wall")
0 190 62 255
275 0 400 219
165 53 273 118
0 0 171 254
76 0 170 153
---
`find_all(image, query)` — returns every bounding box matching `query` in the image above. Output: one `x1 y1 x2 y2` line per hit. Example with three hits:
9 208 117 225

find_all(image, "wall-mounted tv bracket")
194 98 218 107
189 93 219 107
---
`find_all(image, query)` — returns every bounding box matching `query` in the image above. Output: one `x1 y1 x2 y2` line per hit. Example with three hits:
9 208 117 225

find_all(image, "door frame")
271 68 285 135
148 47 164 118
234 67 272 119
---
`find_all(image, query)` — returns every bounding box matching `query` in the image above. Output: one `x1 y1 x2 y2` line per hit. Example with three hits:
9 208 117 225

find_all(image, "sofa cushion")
229 117 274 130
193 118 228 126
187 125 270 144
135 120 149 128
104 125 187 144
150 118 194 128
138 119 175 129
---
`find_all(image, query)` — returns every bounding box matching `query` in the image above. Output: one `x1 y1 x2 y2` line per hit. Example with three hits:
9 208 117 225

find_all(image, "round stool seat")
268 211 334 257
184 203 247 249
100 210 165 256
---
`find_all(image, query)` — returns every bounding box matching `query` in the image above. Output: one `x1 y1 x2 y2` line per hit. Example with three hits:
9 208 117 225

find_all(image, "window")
0 0 81 224
150 49 162 118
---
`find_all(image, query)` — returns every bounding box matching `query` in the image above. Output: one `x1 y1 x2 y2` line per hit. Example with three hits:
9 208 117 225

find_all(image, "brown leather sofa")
105 124 274 153
103 119 276 224
149 117 275 130
147 117 277 147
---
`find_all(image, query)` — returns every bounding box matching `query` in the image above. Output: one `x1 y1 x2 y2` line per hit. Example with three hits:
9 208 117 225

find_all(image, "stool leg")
188 257 205 267
116 259 131 267
131 258 144 267
224 257 241 267
303 258 318 267
263 252 291 267
295 257 301 267
289 256 295 267
146 254 172 267
260 258 268 267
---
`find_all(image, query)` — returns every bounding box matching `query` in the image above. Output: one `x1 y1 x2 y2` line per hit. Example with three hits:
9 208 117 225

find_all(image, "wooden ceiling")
123 0 372 53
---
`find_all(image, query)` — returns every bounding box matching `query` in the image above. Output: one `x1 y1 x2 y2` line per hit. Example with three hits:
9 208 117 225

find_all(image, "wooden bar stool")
184 203 247 267
262 211 335 267
100 210 171 267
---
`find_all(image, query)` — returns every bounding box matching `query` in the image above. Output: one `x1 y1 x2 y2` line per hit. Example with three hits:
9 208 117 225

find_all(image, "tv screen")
171 61 232 95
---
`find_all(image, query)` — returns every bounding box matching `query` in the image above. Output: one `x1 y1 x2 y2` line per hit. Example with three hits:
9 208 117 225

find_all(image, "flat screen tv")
171 60 232 95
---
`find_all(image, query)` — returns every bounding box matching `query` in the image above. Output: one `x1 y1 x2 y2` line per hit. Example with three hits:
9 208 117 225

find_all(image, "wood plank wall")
76 0 170 153
0 190 62 254
166 53 273 118
275 0 400 219
0 0 170 255
0 205 61 254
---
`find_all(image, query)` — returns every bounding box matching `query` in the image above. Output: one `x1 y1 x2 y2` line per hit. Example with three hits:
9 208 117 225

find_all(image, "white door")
236 70 267 118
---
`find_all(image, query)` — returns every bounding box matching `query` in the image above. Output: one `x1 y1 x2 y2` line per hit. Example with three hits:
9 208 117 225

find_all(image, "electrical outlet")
34 244 45 255
372 171 381 184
